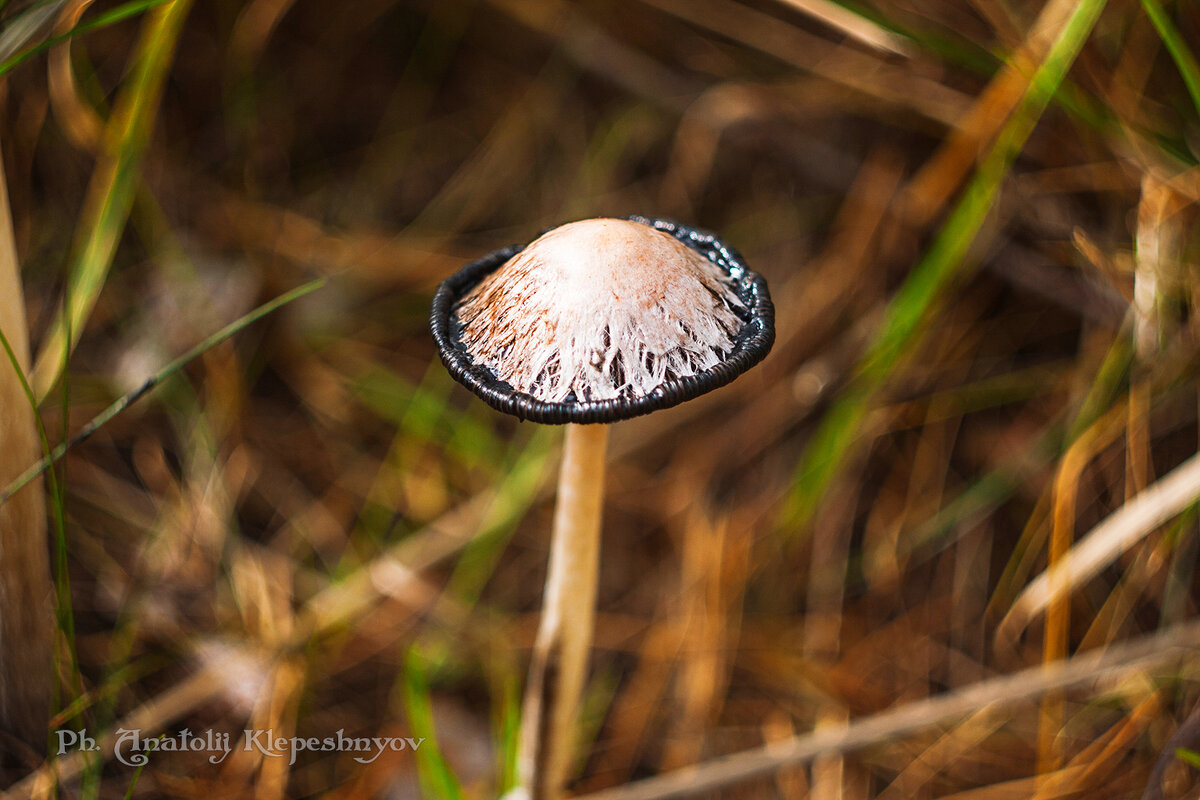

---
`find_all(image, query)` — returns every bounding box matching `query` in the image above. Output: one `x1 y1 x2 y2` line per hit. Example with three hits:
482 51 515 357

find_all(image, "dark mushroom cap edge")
429 216 776 424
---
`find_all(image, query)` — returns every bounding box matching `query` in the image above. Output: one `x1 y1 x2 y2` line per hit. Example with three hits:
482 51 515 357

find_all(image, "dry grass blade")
638 0 969 126
1029 690 1162 799
574 621 1200 800
47 0 102 153
998 450 1200 651
1039 400 1128 769
1 660 236 800
902 0 1098 224
0 142 52 746
766 0 912 56
876 708 1008 799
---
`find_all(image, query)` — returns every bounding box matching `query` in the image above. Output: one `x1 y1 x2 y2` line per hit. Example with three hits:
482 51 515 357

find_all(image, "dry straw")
0 146 52 745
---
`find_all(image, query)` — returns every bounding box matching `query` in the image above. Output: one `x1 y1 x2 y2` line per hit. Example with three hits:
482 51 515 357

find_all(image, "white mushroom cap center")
454 219 745 403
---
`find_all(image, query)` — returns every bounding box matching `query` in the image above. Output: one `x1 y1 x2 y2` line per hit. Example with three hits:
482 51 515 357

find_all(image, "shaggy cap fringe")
453 219 745 403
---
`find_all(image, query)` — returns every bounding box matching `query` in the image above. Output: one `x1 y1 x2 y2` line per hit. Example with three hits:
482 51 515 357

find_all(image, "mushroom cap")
429 216 774 424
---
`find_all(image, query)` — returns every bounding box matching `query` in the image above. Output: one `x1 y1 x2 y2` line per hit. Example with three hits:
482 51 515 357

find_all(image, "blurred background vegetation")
2 0 1200 797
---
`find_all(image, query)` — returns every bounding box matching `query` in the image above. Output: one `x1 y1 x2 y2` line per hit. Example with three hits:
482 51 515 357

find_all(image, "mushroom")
429 216 774 799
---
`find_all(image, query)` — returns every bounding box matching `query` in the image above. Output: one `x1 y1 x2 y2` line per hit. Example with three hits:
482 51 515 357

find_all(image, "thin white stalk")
0 141 52 744
518 423 609 800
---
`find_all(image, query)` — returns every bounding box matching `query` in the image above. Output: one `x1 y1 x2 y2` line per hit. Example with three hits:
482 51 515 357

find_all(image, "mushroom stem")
519 422 610 800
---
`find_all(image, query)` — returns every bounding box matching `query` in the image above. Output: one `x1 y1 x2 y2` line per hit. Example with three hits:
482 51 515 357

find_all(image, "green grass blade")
121 751 153 800
1141 0 1200 119
1066 329 1134 441
443 429 555 608
402 648 466 800
1177 747 1200 769
897 426 1059 565
414 429 556 672
779 0 1110 535
31 0 192 399
0 279 324 505
0 0 171 78
494 671 520 796
0 0 67 63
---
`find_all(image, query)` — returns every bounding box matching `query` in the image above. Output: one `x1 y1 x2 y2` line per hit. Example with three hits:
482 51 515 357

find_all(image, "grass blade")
0 278 325 505
402 648 466 800
0 0 171 78
0 0 67 63
0 141 53 745
31 0 192 398
997 448 1200 648
494 671 521 796
779 0 1111 535
1141 0 1200 119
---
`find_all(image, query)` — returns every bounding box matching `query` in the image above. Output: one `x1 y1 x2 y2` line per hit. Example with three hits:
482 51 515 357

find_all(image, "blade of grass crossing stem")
576 668 620 784
1141 0 1200 119
779 0 1110 536
0 279 325 504
0 0 170 77
402 648 467 800
31 0 192 399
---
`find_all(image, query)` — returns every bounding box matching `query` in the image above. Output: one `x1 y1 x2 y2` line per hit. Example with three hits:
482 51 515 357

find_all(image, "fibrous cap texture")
454 219 744 403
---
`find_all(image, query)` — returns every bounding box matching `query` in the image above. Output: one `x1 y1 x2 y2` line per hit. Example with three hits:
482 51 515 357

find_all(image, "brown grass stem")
574 620 1200 800
0 141 52 747
1000 448 1200 650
